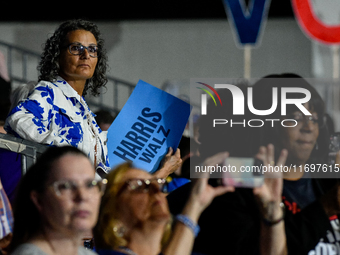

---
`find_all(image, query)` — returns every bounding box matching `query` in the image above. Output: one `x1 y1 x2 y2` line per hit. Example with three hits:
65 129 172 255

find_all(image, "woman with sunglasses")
9 145 107 255
93 158 235 255
4 19 181 177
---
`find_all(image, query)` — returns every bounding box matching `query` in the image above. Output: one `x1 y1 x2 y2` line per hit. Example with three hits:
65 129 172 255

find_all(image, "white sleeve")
5 84 69 146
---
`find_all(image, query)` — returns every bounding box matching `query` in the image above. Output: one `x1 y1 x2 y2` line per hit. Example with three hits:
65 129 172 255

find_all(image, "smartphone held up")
208 157 264 188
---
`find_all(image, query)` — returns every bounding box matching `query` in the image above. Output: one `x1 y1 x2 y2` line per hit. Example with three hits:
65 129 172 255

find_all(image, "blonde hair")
94 162 130 250
93 162 172 250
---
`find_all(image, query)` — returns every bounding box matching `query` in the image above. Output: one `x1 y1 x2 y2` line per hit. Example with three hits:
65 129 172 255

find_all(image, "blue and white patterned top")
5 77 110 172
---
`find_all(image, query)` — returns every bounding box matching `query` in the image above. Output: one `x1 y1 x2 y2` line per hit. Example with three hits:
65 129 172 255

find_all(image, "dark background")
1 0 294 22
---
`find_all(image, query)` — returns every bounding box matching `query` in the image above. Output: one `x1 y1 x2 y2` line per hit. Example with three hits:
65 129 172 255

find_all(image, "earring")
113 221 126 238
315 141 319 150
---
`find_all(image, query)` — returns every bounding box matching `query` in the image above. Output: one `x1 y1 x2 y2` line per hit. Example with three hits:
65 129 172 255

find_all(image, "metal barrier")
0 133 48 175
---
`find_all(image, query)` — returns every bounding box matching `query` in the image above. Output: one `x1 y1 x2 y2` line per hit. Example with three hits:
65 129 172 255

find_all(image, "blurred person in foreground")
94 144 287 254
4 19 180 178
9 146 107 255
93 160 235 255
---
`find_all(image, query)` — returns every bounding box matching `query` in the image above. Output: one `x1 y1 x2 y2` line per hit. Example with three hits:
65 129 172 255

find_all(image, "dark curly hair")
37 19 108 96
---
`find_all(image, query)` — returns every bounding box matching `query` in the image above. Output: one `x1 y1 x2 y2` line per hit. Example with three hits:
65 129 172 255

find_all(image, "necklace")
118 246 138 255
81 97 101 167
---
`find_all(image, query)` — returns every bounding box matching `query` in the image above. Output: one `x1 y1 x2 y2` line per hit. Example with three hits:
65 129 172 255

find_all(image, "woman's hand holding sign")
154 147 182 178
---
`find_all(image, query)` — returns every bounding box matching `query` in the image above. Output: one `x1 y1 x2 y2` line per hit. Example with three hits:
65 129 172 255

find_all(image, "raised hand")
184 151 235 220
253 144 288 218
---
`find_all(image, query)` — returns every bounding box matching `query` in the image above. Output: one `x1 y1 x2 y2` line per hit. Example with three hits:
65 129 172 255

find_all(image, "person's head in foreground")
10 146 106 254
94 162 171 253
94 161 234 255
38 19 108 96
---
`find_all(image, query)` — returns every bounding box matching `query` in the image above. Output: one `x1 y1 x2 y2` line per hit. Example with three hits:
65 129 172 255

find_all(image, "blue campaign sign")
222 0 271 47
107 80 192 173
